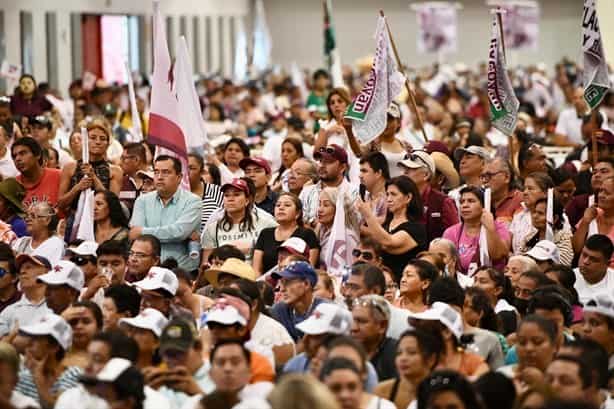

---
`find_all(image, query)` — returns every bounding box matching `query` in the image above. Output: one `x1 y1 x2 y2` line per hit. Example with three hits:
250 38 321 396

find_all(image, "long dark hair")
223 137 250 165
475 266 515 304
96 190 128 228
274 138 304 184
219 177 256 232
464 287 501 332
384 176 423 223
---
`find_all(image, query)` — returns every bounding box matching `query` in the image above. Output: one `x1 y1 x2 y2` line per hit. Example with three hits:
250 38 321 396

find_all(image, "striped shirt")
16 366 82 404
200 183 224 230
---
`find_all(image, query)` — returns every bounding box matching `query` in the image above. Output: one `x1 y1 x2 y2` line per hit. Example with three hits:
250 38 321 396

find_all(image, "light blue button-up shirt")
130 188 201 271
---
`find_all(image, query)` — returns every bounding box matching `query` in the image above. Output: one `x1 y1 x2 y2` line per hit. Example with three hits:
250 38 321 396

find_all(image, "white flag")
234 17 248 84
344 15 405 145
415 4 458 54
124 61 143 143
546 188 554 241
479 188 492 266
323 189 355 281
252 0 272 73
72 127 95 242
582 0 611 110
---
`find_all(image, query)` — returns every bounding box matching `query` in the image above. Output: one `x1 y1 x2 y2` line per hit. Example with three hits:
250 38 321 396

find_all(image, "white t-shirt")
366 396 396 409
218 164 244 186
251 313 295 351
11 390 40 409
12 235 65 266
387 303 410 339
555 108 584 145
262 128 288 171
0 147 18 179
573 267 614 305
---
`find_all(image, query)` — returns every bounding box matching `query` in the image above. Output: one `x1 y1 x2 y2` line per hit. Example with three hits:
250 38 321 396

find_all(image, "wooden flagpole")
379 10 429 143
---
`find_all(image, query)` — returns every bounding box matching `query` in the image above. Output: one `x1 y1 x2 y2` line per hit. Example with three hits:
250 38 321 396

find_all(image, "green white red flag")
582 0 610 110
344 15 405 145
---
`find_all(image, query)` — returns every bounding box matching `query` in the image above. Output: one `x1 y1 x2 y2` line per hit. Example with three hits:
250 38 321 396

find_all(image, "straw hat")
430 152 460 189
204 258 256 287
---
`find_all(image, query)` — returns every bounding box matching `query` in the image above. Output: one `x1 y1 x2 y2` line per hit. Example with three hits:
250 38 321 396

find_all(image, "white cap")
453 145 492 161
92 358 132 382
119 308 169 337
279 237 309 258
525 240 560 264
133 267 178 296
296 303 353 335
398 151 436 176
20 313 72 350
67 241 99 257
38 260 85 291
407 302 464 340
205 304 248 327
583 294 614 320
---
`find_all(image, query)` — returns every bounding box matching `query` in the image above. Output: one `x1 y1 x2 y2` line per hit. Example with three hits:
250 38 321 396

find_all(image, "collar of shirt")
18 294 47 307
156 188 181 206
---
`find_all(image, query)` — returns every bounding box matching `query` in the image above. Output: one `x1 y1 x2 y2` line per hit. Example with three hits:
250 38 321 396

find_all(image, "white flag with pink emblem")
323 188 356 282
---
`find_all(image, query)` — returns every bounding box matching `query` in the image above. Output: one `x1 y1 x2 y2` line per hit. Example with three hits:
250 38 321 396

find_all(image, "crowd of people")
0 54 612 409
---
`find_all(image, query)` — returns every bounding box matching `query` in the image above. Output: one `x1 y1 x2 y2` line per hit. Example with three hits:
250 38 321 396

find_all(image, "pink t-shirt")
443 221 511 275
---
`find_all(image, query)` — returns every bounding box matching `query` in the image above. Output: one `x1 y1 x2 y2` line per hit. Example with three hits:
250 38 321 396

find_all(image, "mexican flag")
487 14 519 136
344 15 405 145
582 0 610 110
324 0 344 88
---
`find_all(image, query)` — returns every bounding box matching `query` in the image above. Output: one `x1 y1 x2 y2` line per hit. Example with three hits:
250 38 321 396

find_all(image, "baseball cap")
221 178 251 195
387 102 401 119
20 313 72 350
279 237 310 258
80 358 145 403
66 241 99 257
453 145 491 161
424 141 450 156
136 169 154 180
239 157 272 174
37 260 85 291
159 318 198 353
31 115 52 128
205 304 248 327
272 261 317 287
407 301 464 340
15 254 52 271
204 258 256 287
398 151 436 175
296 303 353 335
430 152 460 189
595 129 614 146
133 267 179 296
583 294 614 319
119 308 169 338
314 144 348 165
525 240 560 264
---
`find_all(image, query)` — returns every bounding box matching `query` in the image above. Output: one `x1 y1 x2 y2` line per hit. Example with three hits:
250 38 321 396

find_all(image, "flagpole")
494 8 507 61
379 10 429 144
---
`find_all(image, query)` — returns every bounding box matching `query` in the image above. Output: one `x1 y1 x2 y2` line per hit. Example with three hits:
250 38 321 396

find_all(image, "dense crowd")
0 56 612 409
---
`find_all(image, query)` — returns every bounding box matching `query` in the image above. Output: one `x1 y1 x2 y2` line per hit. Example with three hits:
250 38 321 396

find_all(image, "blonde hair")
268 373 340 409
81 116 112 140
320 187 360 233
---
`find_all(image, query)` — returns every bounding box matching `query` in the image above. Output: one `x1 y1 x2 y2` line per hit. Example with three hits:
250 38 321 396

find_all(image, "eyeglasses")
71 256 96 266
128 251 153 259
120 154 137 161
428 374 455 387
352 249 374 261
24 213 52 221
480 171 504 181
153 169 174 177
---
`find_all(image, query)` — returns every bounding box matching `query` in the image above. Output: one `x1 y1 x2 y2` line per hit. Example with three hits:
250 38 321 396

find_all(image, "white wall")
265 0 593 73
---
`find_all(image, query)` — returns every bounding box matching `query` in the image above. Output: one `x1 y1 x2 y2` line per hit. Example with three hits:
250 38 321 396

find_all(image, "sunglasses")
405 151 431 169
71 256 95 266
352 249 374 261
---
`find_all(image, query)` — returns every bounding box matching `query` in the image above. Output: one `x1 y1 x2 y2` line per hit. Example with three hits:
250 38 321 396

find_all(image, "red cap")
221 178 251 195
314 144 348 164
424 141 450 157
239 157 272 174
595 130 614 146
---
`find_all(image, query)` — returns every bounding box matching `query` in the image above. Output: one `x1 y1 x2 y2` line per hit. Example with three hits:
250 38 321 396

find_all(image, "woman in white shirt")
12 201 64 265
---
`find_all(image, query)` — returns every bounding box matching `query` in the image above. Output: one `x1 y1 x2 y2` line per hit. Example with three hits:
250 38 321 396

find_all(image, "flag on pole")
71 127 95 242
582 0 611 111
323 0 344 88
479 188 492 267
323 188 356 283
252 0 272 73
234 17 248 84
344 15 405 145
546 188 554 241
124 60 143 143
487 13 519 136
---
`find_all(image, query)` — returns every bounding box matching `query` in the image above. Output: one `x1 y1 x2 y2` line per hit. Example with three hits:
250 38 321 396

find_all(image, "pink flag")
323 188 357 282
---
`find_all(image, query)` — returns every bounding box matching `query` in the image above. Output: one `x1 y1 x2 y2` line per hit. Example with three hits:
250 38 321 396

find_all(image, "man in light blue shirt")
130 155 201 271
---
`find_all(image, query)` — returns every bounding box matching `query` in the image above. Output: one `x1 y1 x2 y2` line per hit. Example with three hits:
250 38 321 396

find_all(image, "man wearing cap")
130 155 201 271
133 267 179 319
15 313 81 407
203 257 256 289
581 294 614 368
449 145 491 206
300 144 358 226
12 137 62 208
145 318 215 408
351 294 398 381
119 308 168 369
240 157 278 215
38 260 84 315
30 115 74 168
0 254 51 338
65 241 99 300
271 261 327 341
482 157 523 224
428 150 461 194
399 150 458 242
525 240 560 273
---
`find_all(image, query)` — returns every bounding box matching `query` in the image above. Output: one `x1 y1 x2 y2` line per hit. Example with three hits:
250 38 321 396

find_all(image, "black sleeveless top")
69 160 111 209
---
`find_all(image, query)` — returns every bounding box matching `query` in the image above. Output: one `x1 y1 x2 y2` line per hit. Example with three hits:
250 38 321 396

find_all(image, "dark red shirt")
422 185 459 241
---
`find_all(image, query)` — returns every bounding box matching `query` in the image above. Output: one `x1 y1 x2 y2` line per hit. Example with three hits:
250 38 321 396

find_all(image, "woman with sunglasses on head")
12 202 65 263
57 118 123 215
93 190 129 245
442 186 511 276
509 172 555 255
356 176 427 283
375 329 444 409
